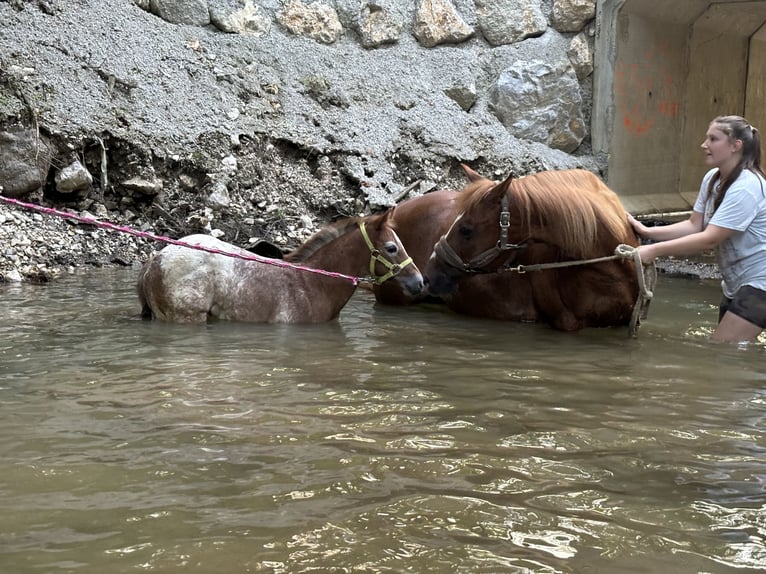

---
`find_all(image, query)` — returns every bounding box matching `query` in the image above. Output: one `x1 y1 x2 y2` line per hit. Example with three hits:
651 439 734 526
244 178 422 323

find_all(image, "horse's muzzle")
402 274 425 296
423 255 461 296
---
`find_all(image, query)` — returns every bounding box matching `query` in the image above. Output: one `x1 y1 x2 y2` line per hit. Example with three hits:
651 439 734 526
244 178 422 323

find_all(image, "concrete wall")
594 0 766 214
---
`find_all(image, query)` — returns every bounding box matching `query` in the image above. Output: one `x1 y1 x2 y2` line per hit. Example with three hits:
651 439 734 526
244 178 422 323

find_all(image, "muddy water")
1 269 764 573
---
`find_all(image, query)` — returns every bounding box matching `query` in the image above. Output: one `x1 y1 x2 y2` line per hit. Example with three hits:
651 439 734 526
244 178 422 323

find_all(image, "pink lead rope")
0 194 362 285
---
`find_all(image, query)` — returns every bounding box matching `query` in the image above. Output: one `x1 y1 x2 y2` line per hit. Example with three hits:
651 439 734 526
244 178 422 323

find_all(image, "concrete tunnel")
593 0 766 214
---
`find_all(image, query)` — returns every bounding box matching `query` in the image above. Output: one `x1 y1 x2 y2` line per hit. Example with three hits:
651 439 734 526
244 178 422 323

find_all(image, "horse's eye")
458 225 473 239
384 242 398 255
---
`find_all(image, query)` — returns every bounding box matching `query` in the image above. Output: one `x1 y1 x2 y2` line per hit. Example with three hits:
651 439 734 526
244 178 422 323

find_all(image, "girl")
629 115 766 343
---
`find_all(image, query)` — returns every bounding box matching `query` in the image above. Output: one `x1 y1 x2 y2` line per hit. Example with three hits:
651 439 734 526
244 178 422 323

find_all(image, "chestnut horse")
418 168 650 331
374 166 542 322
137 209 423 323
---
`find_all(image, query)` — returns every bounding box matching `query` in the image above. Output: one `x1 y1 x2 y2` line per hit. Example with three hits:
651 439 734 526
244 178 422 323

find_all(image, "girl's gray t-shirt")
694 168 766 298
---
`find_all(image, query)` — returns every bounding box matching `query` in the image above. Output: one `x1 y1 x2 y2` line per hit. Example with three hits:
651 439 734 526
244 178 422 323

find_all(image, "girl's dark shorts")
719 285 766 328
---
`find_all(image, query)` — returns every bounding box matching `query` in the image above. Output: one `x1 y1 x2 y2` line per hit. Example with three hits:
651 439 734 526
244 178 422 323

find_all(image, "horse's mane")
460 177 498 200
286 216 364 263
458 170 632 258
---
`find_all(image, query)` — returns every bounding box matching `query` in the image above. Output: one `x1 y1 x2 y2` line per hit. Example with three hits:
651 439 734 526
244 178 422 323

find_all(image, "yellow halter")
359 221 413 284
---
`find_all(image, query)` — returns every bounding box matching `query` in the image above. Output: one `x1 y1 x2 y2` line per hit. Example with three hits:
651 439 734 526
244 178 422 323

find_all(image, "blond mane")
457 170 632 258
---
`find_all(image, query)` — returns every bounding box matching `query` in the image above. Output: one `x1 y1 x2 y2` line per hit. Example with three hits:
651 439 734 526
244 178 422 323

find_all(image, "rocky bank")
0 0 717 283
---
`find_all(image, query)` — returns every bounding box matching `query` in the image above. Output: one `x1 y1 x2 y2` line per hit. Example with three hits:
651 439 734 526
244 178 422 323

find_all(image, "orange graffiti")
614 44 680 136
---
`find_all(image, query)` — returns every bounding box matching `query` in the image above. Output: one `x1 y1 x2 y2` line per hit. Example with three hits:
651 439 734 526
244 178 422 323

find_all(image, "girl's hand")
627 213 648 237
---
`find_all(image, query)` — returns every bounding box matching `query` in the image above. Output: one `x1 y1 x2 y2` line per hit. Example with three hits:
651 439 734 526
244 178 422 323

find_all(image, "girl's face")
701 124 742 172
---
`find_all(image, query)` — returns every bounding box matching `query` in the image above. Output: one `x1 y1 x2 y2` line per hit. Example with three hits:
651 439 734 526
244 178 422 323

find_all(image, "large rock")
209 0 272 36
413 0 473 48
278 0 343 44
0 128 52 198
358 3 403 48
55 160 93 195
149 0 211 25
567 29 594 80
475 0 547 46
489 59 586 153
551 0 596 33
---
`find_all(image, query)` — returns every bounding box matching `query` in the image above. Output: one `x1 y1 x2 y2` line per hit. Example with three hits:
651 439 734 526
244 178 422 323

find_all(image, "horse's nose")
404 275 425 296
421 268 458 296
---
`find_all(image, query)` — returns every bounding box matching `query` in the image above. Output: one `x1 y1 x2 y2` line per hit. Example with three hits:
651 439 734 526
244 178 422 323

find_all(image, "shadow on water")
0 268 765 573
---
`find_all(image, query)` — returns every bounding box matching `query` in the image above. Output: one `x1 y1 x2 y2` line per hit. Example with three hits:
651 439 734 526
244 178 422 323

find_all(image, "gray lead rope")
502 244 656 337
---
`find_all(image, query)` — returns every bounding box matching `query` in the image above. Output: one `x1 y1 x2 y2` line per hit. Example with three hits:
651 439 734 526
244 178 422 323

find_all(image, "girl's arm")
628 211 704 241
636 223 735 263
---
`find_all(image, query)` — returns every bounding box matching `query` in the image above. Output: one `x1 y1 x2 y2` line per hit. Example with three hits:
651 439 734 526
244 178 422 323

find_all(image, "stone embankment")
0 1 720 284
1 0 600 285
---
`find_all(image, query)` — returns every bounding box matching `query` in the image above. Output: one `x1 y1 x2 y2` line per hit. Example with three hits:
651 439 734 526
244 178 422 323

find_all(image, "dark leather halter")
433 193 527 273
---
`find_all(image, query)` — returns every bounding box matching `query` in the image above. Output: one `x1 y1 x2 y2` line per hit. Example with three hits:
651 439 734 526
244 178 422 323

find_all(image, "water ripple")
1 270 765 573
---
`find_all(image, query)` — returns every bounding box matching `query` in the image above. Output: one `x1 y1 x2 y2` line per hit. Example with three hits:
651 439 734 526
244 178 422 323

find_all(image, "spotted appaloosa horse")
387 166 647 331
137 209 423 323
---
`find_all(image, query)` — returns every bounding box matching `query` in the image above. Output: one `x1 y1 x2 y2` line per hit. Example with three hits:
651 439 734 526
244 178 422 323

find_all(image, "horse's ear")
375 207 395 227
486 173 514 202
460 163 485 182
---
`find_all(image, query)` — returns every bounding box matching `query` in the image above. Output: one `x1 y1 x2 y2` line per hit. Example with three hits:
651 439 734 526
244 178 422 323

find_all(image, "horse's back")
529 168 637 248
137 235 250 323
531 169 623 205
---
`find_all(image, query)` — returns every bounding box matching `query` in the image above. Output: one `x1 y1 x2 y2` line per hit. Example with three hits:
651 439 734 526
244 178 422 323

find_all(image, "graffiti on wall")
614 44 680 135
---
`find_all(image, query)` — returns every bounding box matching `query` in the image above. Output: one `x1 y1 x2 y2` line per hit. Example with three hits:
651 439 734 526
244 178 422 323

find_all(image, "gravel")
0 193 155 282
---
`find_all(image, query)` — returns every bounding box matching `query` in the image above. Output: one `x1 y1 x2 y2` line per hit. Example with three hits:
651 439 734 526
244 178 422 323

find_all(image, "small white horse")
137 209 423 323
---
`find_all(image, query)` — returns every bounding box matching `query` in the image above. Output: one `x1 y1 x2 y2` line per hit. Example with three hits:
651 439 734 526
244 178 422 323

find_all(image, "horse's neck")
303 227 370 278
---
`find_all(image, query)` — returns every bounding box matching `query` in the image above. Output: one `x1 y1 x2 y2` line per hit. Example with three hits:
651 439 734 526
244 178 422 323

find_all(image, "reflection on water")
1 269 765 573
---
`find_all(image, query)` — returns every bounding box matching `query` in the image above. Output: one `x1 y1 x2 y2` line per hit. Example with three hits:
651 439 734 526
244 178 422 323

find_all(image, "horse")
372 166 495 304
373 166 541 322
372 189 461 306
420 168 650 331
136 209 424 323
